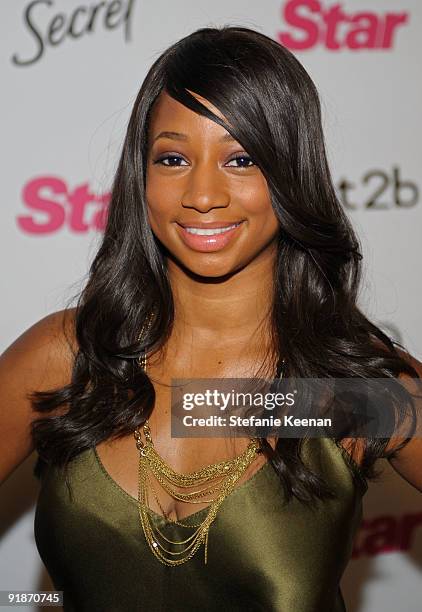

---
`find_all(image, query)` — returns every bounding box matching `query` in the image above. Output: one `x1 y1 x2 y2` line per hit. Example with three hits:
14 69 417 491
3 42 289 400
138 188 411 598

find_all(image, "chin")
166 250 236 277
182 258 246 281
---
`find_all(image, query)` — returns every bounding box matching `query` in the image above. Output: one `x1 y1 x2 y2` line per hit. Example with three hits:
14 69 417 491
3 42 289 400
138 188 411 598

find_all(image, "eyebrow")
152 130 236 144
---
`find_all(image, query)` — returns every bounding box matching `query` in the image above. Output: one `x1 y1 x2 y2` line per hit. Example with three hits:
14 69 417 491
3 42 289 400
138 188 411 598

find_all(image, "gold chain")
134 422 261 566
132 313 281 566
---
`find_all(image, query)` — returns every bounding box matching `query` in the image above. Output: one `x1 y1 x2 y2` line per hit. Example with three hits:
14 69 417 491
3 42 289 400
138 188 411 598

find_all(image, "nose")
181 162 231 214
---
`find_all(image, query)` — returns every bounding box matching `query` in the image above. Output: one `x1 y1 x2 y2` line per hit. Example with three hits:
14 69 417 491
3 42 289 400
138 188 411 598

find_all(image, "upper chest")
96 358 274 521
94 351 364 521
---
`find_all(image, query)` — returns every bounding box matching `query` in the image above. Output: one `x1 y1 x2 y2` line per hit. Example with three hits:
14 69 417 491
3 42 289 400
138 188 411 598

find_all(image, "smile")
184 223 241 236
176 221 245 252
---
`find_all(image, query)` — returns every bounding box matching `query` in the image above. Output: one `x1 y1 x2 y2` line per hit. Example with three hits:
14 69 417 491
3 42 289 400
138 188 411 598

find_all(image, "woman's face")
145 90 279 278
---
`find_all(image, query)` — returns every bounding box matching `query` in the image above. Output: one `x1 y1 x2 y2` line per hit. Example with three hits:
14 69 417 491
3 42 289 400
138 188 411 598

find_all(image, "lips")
175 220 245 252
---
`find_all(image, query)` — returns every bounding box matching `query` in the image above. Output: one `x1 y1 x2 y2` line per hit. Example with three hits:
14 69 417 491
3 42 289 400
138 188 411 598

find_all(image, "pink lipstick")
175 221 244 252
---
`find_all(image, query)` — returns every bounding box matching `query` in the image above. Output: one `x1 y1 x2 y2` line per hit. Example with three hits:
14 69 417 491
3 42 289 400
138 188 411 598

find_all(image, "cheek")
145 194 166 244
237 174 269 210
145 174 174 227
238 180 278 229
145 170 161 207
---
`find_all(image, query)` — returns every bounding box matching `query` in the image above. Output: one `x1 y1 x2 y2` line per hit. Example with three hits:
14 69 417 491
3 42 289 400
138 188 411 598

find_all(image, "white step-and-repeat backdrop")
1 1 421 610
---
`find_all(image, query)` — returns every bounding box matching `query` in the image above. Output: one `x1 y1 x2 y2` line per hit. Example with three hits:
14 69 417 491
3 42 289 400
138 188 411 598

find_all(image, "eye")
226 155 255 168
152 153 256 168
153 154 188 167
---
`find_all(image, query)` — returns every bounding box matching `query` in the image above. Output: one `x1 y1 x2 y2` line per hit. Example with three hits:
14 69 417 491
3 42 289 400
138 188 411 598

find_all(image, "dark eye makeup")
152 154 255 168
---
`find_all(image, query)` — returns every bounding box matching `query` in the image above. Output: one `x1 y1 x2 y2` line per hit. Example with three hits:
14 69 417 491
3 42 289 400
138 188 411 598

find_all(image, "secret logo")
11 0 136 67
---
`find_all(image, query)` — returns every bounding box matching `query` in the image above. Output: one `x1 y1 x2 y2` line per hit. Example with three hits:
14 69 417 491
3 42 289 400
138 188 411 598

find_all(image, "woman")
1 26 421 612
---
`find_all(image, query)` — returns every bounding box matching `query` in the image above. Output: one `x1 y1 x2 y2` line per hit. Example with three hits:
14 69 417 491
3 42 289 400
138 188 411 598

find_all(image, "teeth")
185 223 240 236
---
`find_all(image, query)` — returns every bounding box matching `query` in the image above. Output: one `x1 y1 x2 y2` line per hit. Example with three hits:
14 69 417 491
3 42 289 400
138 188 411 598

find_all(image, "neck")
167 249 276 348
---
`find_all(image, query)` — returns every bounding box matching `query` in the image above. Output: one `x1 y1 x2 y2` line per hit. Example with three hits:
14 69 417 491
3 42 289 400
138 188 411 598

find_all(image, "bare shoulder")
1 308 78 391
0 308 78 484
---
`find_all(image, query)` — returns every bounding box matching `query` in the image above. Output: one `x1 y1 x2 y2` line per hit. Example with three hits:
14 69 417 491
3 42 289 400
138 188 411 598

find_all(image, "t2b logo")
278 0 409 51
338 167 419 210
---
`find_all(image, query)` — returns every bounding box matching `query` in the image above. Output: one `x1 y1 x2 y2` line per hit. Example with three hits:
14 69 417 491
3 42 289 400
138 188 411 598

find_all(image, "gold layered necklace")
132 315 282 567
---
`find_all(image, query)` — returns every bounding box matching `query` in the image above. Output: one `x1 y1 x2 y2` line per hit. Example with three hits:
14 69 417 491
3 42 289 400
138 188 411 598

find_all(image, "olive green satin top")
34 437 367 611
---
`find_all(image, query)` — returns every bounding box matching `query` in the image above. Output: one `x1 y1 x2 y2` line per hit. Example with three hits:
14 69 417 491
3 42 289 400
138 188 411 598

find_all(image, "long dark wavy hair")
30 26 419 505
